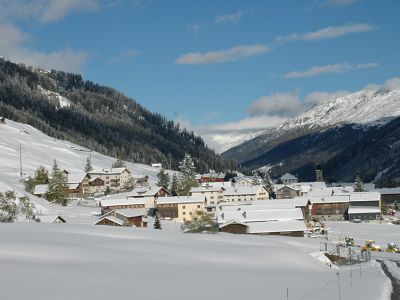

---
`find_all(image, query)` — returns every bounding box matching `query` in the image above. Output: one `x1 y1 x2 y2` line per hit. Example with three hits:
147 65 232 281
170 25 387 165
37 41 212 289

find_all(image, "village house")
217 204 306 237
200 173 226 183
222 185 269 203
348 192 381 221
95 208 148 227
275 185 300 199
280 173 298 185
127 185 170 211
309 195 350 221
190 185 225 212
100 198 146 214
373 188 400 206
88 168 132 192
87 176 105 195
232 176 260 187
65 172 90 198
155 196 205 222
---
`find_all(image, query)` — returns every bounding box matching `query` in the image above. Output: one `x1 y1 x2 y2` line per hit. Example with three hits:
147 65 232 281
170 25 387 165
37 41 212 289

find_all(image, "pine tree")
46 160 69 206
171 173 179 196
177 153 198 196
18 196 35 220
154 213 162 229
262 171 275 199
0 191 19 223
157 168 170 190
251 172 259 185
354 175 364 192
112 158 126 168
84 157 93 172
24 166 49 192
181 211 217 233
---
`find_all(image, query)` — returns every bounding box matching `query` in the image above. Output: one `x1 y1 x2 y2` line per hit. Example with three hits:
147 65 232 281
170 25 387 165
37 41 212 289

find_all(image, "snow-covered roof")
100 198 146 207
200 182 232 189
223 185 264 196
37 215 66 223
89 168 130 175
350 192 380 202
190 186 224 193
348 207 381 214
67 183 80 190
217 208 304 224
373 188 400 195
308 195 350 204
307 187 352 197
115 208 147 218
247 220 307 234
257 198 310 207
280 173 298 180
33 184 49 195
95 216 124 226
128 186 167 197
156 196 205 205
218 203 294 211
219 220 248 228
67 172 87 184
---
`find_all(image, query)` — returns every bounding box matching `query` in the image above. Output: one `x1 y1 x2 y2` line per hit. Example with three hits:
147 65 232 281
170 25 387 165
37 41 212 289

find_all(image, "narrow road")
376 256 400 300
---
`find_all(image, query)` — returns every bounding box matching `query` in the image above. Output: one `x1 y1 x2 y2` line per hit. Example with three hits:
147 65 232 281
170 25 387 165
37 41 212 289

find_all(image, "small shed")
38 215 67 223
220 220 248 234
95 216 124 226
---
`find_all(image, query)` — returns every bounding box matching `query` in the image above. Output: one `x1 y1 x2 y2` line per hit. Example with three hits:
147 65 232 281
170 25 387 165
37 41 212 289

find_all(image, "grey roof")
247 220 307 234
115 208 147 218
373 188 400 195
33 184 49 195
217 208 304 224
95 216 124 226
156 196 205 204
348 207 381 214
89 168 130 175
100 198 146 207
280 173 298 180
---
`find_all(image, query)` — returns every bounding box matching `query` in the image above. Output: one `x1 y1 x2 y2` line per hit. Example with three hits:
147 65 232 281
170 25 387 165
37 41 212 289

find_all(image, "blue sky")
0 0 400 152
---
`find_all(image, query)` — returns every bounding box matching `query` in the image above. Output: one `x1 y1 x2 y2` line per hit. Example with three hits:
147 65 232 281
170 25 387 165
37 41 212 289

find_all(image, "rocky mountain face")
0 58 228 173
223 88 400 186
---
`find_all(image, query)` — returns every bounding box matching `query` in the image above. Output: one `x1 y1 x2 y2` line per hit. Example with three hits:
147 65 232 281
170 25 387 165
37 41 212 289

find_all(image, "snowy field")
0 223 391 300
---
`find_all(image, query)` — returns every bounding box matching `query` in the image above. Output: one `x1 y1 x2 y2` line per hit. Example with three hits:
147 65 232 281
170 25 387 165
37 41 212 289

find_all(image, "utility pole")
19 144 23 177
286 287 289 300
336 272 342 300
168 153 172 170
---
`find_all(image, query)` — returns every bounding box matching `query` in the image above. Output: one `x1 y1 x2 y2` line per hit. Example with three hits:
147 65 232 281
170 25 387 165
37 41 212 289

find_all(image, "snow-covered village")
1 1 400 300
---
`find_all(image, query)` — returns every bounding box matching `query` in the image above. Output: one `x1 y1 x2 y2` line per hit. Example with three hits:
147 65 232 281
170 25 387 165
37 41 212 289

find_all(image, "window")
189 212 192 215
183 212 186 215
182 205 186 209
197 205 201 208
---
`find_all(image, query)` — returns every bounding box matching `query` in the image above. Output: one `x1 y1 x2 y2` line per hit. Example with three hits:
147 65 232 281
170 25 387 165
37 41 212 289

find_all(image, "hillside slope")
0 58 227 172
0 118 161 216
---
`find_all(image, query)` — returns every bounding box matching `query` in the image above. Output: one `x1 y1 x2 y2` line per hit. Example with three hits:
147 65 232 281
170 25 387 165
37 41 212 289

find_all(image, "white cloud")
0 24 86 72
108 49 141 63
106 0 151 9
285 62 378 78
248 90 350 117
275 23 375 44
364 77 400 91
214 11 244 24
0 0 99 23
326 0 359 6
176 44 269 65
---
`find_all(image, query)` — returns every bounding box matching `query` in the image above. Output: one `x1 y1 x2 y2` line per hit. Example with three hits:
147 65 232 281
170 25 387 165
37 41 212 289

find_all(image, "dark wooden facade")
157 203 178 219
220 223 248 234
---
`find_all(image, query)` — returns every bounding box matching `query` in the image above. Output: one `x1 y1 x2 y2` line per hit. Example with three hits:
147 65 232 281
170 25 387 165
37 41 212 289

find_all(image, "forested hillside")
0 58 229 172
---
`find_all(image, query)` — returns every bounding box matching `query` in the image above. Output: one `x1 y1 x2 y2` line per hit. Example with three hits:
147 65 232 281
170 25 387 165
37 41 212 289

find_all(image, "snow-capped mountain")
223 88 400 184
